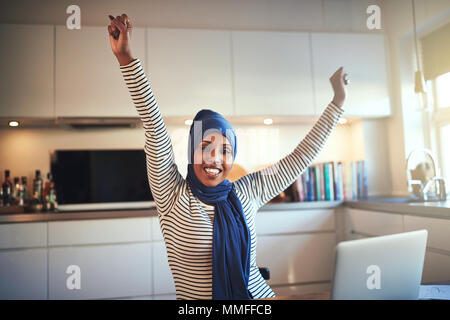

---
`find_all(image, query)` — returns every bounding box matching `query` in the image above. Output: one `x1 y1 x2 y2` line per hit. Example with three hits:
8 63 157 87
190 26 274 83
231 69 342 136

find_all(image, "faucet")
406 148 447 201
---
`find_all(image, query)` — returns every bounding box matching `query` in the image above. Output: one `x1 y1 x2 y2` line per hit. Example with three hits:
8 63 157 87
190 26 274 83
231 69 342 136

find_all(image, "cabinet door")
49 243 152 299
257 233 336 286
0 222 47 249
0 249 47 299
345 208 403 238
0 24 54 118
256 209 335 235
232 31 315 116
311 33 390 117
146 28 234 117
55 26 145 117
152 242 175 296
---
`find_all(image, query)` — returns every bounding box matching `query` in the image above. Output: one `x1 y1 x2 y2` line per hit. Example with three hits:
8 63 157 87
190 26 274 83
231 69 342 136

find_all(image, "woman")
108 14 347 300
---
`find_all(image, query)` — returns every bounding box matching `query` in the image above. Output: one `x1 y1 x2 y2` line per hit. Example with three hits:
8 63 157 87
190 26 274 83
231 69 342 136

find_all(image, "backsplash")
0 121 354 187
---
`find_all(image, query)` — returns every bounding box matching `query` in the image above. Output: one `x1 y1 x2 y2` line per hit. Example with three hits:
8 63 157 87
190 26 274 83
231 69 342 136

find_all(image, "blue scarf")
186 109 252 300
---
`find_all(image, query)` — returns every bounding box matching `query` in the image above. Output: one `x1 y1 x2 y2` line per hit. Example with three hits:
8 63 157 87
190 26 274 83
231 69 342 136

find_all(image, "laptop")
330 229 428 300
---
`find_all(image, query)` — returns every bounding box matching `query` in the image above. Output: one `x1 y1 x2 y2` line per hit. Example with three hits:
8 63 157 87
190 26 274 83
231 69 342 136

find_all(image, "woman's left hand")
329 67 347 108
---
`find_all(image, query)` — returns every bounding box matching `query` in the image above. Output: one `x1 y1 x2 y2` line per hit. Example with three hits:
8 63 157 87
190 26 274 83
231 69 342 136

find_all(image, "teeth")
204 167 220 175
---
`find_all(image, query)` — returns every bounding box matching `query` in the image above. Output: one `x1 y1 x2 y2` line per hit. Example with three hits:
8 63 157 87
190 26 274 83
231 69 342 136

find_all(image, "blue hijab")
186 109 252 300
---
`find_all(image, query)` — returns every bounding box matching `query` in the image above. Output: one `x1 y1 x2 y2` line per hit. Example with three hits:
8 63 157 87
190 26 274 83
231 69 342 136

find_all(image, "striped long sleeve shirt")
120 58 345 300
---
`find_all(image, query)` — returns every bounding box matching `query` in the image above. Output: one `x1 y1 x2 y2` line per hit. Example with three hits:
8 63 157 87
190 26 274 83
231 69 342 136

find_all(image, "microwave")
50 149 155 212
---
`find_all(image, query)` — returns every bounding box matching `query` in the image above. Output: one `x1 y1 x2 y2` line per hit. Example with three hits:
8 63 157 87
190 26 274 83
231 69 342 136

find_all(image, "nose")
204 146 222 164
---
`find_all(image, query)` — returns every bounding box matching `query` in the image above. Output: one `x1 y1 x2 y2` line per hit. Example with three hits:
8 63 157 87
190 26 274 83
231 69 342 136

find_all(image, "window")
435 72 450 109
428 71 450 181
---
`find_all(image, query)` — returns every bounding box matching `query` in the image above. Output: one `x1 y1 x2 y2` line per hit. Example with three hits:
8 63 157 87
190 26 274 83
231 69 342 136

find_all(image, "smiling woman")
108 13 346 300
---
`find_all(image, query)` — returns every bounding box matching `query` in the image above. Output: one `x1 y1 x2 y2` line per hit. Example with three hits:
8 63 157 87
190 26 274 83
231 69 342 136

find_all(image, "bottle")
12 177 20 205
2 170 13 206
21 176 29 207
32 170 43 203
45 173 58 212
0 182 3 207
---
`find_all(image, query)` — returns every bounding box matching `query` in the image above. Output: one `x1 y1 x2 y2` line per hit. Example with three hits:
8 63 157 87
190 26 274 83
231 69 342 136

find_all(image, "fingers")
112 18 126 33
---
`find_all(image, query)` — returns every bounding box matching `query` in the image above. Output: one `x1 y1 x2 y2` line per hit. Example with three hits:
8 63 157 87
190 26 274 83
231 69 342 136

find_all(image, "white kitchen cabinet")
0 24 54 118
152 242 175 296
0 222 47 249
403 215 450 252
146 28 234 117
257 232 336 286
421 250 450 283
311 33 390 117
256 209 335 235
0 249 48 299
48 217 152 246
48 243 152 299
345 208 403 238
232 31 315 116
55 26 145 118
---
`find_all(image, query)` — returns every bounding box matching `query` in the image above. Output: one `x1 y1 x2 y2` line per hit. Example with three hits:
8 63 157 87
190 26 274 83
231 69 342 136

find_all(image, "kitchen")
0 0 450 301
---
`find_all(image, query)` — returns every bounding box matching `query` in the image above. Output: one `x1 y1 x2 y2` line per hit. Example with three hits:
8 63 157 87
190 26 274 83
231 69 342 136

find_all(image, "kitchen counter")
345 197 450 220
1 196 449 224
0 200 343 224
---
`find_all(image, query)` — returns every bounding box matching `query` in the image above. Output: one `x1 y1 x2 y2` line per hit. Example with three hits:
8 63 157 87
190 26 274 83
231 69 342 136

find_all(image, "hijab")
186 109 252 300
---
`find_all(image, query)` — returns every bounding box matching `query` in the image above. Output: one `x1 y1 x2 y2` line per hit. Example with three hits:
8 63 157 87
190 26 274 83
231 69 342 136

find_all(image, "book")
313 165 322 201
324 162 335 201
308 167 316 201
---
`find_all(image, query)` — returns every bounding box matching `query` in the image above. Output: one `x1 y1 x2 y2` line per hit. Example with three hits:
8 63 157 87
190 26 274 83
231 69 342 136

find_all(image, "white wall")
383 0 450 196
0 121 352 185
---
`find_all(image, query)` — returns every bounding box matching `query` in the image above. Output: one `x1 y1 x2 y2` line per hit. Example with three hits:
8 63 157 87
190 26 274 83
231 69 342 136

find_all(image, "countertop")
0 196 449 224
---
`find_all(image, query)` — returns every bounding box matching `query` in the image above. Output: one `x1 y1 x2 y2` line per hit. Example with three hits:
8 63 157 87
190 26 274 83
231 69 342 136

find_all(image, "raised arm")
234 67 347 210
108 14 184 215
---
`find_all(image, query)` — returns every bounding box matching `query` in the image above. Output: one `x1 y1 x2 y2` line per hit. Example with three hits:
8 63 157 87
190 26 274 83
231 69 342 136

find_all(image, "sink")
370 197 447 204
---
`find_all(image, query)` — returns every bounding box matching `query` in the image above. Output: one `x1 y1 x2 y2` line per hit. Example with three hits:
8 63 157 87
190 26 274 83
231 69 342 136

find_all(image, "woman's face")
193 132 233 187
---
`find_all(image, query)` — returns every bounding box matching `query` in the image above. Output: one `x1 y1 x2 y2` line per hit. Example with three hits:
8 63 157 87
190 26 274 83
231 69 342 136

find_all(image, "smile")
203 166 222 178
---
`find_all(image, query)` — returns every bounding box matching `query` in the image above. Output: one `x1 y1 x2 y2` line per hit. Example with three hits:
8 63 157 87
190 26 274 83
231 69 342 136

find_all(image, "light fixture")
338 118 348 125
184 119 193 126
8 120 19 127
412 0 426 94
263 118 273 125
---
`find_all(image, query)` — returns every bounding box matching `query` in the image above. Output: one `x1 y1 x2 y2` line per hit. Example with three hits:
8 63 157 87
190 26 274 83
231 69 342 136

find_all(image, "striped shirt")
120 59 345 300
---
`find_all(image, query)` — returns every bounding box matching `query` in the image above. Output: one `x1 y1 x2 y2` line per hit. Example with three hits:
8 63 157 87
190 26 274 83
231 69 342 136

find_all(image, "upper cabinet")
1 24 391 121
232 31 315 116
55 26 145 118
311 33 391 117
146 28 234 117
0 24 54 118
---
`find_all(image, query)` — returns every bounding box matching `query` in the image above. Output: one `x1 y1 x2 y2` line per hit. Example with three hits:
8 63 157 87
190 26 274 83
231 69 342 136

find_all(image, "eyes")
201 144 231 155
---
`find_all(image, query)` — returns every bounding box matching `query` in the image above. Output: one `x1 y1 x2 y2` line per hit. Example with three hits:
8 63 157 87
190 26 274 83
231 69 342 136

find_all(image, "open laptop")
330 229 428 300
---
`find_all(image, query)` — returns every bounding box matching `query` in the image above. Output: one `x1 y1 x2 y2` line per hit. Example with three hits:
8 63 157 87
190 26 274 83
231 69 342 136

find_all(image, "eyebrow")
201 140 232 147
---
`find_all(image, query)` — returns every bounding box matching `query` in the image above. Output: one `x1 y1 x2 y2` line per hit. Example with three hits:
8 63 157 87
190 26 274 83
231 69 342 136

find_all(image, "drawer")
256 209 335 235
404 215 450 252
48 217 152 246
0 248 47 299
345 208 403 236
257 232 336 285
0 222 47 249
421 250 450 283
49 243 152 299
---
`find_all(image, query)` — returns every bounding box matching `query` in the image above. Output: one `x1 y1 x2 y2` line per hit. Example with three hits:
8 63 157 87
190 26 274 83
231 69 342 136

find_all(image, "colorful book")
296 175 305 202
308 166 316 201
313 165 322 201
319 164 325 201
323 162 335 201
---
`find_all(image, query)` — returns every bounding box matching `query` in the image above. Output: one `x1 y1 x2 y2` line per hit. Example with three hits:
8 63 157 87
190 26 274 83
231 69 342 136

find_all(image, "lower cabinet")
257 233 336 286
152 241 176 297
345 207 450 284
48 243 152 300
255 209 337 293
0 249 48 299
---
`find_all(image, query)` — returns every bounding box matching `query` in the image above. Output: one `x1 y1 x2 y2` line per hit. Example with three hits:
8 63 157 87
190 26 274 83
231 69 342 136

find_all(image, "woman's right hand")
108 14 134 66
